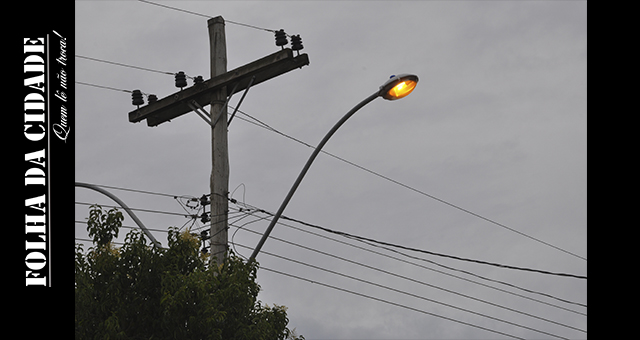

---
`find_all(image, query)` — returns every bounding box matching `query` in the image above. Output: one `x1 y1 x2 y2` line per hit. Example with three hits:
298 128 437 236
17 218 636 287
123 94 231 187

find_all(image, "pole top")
208 16 225 26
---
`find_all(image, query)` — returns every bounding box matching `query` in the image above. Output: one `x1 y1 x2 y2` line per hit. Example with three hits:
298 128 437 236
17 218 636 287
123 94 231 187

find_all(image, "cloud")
75 1 586 339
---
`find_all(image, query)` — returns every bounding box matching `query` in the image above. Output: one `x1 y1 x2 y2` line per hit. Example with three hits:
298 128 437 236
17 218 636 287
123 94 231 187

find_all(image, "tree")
75 204 304 340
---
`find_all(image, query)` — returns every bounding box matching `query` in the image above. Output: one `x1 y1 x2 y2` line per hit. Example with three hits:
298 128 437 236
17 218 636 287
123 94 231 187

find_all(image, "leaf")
76 206 302 340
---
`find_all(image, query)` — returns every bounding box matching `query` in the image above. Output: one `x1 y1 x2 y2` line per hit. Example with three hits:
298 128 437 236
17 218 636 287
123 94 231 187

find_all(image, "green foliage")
76 205 304 340
87 204 123 248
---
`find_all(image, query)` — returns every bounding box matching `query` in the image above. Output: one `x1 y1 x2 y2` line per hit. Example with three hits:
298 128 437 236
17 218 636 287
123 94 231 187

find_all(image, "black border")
19 2 74 290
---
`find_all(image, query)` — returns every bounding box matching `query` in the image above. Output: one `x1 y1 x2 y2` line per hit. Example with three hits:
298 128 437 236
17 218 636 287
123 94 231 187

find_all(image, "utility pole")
127 16 309 267
208 17 229 265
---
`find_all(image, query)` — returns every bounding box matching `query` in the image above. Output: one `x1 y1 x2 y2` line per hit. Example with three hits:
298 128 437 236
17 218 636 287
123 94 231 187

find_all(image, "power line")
75 233 575 339
76 229 555 339
74 182 205 213
222 198 588 316
75 182 205 235
138 0 210 18
76 55 177 76
359 236 588 308
229 211 271 261
75 220 170 234
229 107 587 262
75 186 583 337
77 69 584 266
285 213 586 279
75 237 124 246
80 183 205 219
260 265 526 340
75 201 197 219
77 3 585 262
75 81 136 94
190 210 248 234
79 182 195 198
237 243 577 339
255 203 585 310
137 0 281 35
222 196 586 280
75 76 585 264
73 182 244 239
234 204 586 313
78 221 582 339
76 184 586 314
228 223 585 334
72 234 522 339
75 237 170 251
76 199 213 239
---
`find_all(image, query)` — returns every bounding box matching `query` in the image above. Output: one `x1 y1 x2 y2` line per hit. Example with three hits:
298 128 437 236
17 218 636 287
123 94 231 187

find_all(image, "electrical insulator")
275 29 288 49
193 75 204 85
291 34 303 55
200 194 210 206
131 89 144 107
200 212 211 224
175 71 187 89
148 94 157 104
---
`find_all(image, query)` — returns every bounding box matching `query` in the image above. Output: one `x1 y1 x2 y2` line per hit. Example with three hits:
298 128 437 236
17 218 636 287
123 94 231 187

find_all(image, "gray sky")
74 1 587 339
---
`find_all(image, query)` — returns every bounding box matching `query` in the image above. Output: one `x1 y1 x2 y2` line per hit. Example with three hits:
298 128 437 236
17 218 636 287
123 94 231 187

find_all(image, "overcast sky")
74 1 587 339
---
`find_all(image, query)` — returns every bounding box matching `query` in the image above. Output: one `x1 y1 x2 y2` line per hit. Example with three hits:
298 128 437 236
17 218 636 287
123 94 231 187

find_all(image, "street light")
249 74 419 261
380 74 419 100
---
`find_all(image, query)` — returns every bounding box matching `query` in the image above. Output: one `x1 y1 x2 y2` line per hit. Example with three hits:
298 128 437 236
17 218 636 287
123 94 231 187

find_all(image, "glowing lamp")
250 72 419 261
379 74 419 100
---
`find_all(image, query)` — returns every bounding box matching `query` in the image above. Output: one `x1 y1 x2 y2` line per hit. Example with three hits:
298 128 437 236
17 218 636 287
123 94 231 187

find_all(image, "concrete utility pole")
127 16 309 267
208 17 229 265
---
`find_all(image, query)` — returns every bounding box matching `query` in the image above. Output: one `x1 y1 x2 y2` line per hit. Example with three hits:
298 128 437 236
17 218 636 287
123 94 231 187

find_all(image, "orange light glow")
387 80 417 100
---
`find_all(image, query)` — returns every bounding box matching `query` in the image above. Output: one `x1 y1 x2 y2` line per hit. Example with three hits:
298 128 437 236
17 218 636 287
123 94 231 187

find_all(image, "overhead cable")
76 81 136 94
240 243 578 339
260 266 525 340
137 0 282 34
232 204 586 312
75 201 197 219
273 211 587 279
76 55 177 76
229 224 585 334
75 182 185 198
75 9 586 262
219 196 586 280
75 220 169 234
357 235 588 308
229 107 587 262
75 75 587 264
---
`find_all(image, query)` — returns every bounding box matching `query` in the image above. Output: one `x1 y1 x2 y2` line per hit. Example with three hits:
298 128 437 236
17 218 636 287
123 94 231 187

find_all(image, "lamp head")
379 74 419 100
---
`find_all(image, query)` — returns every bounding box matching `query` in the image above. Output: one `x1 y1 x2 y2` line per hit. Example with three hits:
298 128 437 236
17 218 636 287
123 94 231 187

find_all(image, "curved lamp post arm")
249 91 380 261
75 182 162 248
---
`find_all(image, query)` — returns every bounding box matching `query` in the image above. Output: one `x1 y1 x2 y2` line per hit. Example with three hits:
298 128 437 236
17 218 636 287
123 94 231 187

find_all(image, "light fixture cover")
379 74 419 100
